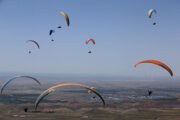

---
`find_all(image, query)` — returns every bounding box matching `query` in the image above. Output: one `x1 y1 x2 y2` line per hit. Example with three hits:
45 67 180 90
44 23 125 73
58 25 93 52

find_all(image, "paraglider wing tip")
0 87 4 94
171 73 173 77
0 89 3 94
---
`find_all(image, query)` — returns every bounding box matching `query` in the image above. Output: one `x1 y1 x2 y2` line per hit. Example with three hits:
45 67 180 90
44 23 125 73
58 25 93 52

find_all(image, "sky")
0 0 180 78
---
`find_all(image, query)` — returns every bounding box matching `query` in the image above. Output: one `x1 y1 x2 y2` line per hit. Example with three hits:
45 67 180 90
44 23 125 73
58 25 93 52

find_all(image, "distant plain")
0 75 180 120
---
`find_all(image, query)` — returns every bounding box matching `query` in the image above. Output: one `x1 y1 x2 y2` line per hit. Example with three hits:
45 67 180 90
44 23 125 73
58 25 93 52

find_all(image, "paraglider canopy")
86 39 95 44
148 9 157 18
58 12 70 27
1 76 41 94
49 30 55 36
135 59 173 77
35 83 105 110
26 40 40 49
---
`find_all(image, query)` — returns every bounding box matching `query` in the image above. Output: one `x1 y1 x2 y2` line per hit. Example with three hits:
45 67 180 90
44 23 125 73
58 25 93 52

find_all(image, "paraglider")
51 39 54 42
26 40 40 53
148 90 152 96
1 76 41 94
57 26 62 28
24 107 28 112
26 40 40 49
49 30 55 36
88 51 92 54
35 83 105 110
148 9 157 25
86 39 95 53
134 59 173 76
58 12 70 27
28 51 31 54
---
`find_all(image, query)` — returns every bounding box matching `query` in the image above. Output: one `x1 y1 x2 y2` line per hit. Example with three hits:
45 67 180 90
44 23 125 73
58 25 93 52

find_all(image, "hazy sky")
0 0 179 78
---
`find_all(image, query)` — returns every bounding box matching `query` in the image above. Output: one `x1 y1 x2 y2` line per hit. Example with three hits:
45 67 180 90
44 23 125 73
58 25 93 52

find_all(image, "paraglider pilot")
24 107 28 112
88 51 92 54
148 90 152 96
